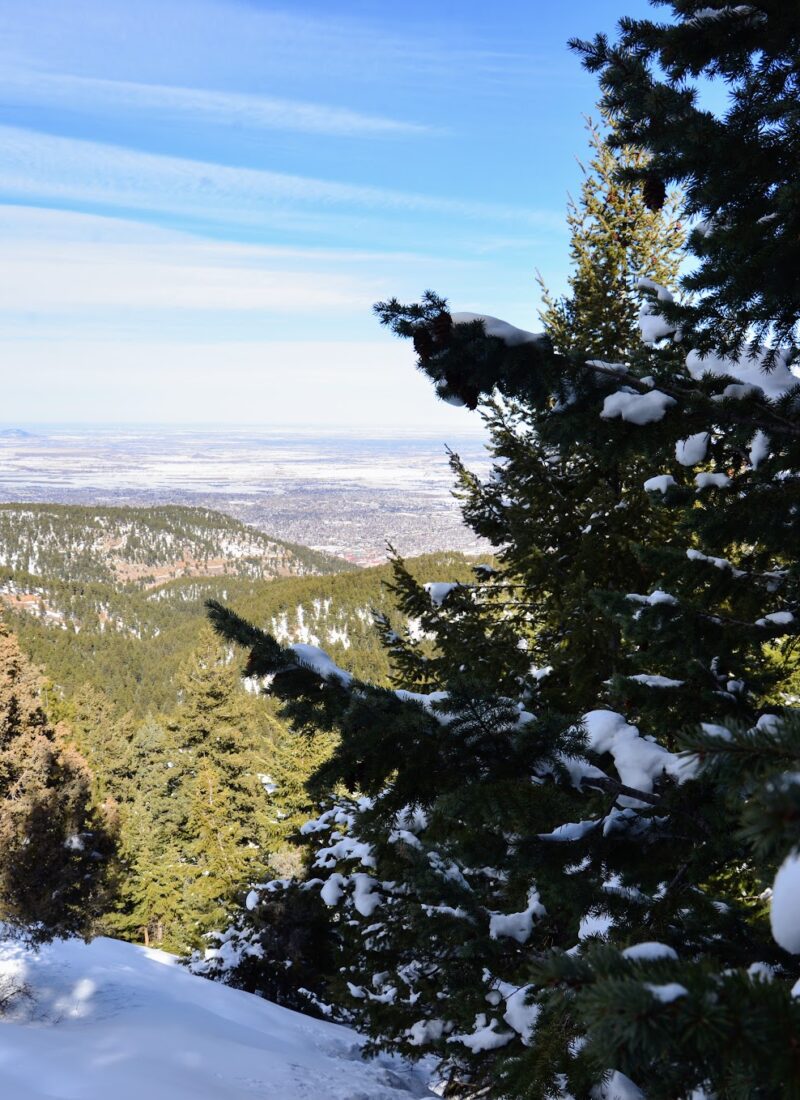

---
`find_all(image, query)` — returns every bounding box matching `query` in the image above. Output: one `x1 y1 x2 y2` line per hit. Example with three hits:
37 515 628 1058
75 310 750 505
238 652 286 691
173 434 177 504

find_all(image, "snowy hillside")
0 503 350 588
0 936 434 1100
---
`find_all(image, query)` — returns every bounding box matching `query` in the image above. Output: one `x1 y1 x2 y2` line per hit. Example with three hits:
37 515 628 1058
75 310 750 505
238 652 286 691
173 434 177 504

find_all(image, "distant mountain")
0 428 35 438
0 503 354 587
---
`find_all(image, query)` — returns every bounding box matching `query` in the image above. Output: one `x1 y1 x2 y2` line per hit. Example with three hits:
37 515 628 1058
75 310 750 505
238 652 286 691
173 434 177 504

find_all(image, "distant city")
0 425 493 565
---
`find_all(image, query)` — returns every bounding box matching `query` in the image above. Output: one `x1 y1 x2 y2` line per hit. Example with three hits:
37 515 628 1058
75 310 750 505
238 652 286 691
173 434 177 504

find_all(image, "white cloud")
0 125 561 230
0 209 371 313
0 68 435 138
0 206 484 322
0 0 548 99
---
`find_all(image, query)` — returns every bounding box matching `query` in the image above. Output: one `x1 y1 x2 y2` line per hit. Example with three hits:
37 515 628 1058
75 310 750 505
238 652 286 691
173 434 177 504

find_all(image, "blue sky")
0 0 655 426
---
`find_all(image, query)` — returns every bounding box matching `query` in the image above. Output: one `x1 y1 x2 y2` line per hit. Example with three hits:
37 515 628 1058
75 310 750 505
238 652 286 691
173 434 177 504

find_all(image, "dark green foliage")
572 1 800 359
209 24 800 1093
528 946 800 1100
196 882 345 1017
6 550 473 714
0 621 113 943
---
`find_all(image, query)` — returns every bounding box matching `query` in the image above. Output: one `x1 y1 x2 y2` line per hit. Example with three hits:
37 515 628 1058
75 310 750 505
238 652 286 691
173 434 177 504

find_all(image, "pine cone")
642 174 666 212
431 311 453 345
444 369 479 410
413 327 435 362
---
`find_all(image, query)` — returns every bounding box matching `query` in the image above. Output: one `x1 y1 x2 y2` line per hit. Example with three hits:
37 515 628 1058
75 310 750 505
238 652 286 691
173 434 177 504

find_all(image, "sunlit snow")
0 936 433 1100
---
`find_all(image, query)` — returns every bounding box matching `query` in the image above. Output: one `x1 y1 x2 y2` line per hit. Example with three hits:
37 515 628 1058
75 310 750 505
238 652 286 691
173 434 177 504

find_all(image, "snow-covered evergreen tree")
206 129 690 1100
209 4 800 1096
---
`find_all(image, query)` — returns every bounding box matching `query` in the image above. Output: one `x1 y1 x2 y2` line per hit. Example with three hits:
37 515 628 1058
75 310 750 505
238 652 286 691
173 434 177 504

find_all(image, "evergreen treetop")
538 110 684 361
573 0 800 359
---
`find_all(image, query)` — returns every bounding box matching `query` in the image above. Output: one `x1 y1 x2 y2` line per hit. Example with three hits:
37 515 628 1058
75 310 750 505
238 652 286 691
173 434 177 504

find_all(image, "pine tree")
168 627 274 848
450 112 687 713
150 629 277 949
102 628 302 952
202 93 696 1100
183 756 253 934
538 111 683 361
107 714 187 948
209 7 800 1097
66 682 136 803
261 716 339 875
0 620 112 942
361 309 799 1092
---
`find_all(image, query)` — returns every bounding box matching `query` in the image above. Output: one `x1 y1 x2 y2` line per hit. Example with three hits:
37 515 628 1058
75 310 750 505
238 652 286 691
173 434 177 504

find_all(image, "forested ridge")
0 531 479 953
0 503 351 587
4 546 478 714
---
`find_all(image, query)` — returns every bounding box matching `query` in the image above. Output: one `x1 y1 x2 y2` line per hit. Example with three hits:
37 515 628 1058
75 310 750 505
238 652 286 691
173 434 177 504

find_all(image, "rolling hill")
0 503 352 587
0 503 482 713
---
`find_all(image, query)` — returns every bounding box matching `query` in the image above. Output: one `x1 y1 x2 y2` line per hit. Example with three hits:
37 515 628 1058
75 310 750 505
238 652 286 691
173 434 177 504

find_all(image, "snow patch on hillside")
0 935 434 1100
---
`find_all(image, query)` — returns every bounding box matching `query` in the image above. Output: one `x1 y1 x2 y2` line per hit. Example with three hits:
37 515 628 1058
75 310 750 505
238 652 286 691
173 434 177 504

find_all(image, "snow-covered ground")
0 935 434 1099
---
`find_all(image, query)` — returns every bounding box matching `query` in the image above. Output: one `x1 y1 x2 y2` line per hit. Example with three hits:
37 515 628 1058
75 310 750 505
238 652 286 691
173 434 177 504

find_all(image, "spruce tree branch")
579 775 661 806
583 358 800 438
697 609 795 632
663 859 691 897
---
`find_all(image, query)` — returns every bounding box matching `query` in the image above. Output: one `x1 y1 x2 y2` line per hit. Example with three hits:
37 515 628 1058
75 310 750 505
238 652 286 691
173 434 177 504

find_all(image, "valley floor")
0 935 434 1100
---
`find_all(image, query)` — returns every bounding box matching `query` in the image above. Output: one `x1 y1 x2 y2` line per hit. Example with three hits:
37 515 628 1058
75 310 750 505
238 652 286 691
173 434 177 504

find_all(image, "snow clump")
643 475 676 494
675 432 709 466
601 389 676 425
637 278 677 345
686 345 798 402
289 643 352 685
423 581 460 607
770 852 800 953
621 942 678 961
451 312 544 347
489 888 546 943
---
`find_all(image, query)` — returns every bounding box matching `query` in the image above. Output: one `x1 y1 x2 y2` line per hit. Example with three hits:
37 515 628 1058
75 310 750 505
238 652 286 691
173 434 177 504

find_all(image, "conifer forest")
1 2 799 1098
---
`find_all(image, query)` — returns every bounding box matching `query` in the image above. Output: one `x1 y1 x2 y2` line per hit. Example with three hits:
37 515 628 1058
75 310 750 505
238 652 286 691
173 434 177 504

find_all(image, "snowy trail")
0 936 434 1100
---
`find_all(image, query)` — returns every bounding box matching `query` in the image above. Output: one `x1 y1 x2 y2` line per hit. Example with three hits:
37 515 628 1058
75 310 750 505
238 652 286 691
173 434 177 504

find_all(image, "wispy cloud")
0 125 563 232
0 68 436 139
0 239 369 315
0 0 562 103
0 0 580 427
0 206 483 328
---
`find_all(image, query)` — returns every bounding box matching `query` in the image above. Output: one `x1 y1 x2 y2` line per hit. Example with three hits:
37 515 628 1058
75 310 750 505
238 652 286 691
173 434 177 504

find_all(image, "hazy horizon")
0 421 493 561
0 419 488 435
